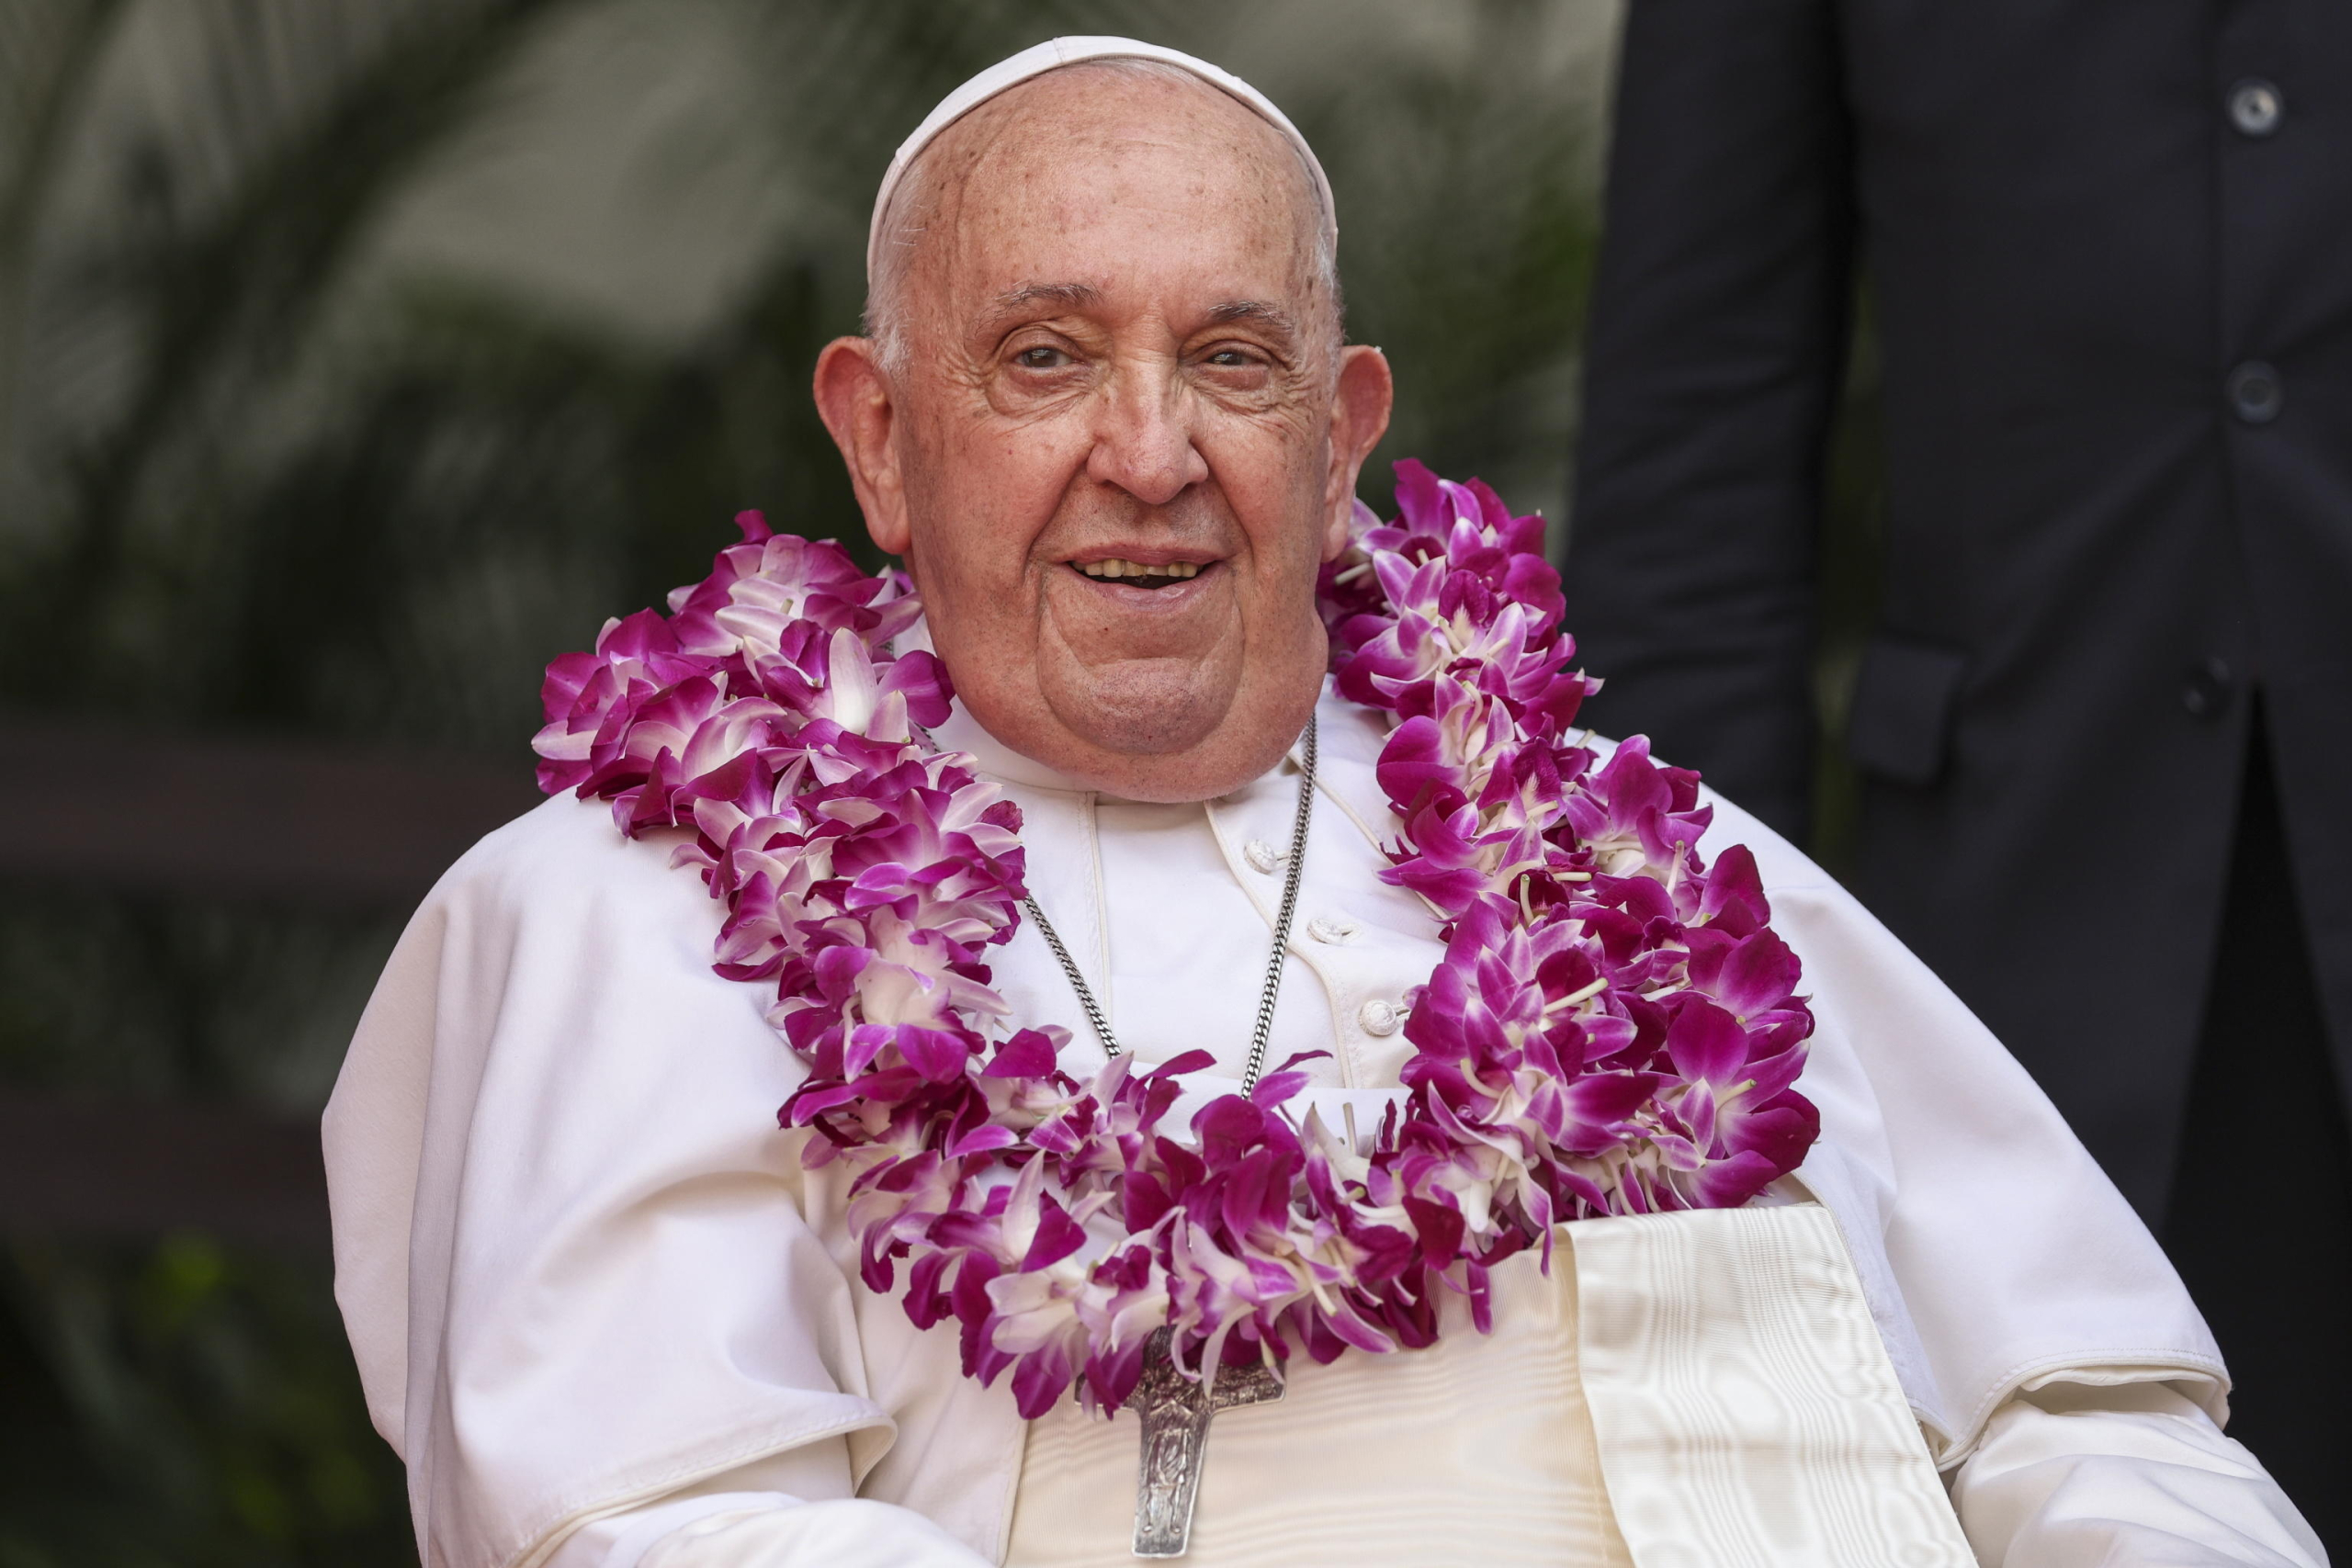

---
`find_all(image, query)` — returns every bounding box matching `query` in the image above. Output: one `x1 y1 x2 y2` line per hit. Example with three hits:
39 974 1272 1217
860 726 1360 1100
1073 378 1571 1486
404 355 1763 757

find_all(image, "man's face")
818 69 1390 802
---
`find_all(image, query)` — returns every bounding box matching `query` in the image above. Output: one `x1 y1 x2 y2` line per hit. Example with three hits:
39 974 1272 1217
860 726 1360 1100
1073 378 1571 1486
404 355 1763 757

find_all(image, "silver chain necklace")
1020 716 1317 1097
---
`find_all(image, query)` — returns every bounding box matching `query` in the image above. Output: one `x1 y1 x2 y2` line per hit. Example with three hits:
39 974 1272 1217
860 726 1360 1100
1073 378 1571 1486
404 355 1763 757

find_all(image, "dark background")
0 2 1881 1561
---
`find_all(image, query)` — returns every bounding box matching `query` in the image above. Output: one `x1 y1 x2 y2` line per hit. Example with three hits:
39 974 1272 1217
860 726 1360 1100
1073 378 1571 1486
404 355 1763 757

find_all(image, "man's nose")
1085 361 1210 506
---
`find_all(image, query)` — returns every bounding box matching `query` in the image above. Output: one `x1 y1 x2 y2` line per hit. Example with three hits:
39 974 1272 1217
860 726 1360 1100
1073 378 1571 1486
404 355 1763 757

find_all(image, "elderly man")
324 39 2322 1568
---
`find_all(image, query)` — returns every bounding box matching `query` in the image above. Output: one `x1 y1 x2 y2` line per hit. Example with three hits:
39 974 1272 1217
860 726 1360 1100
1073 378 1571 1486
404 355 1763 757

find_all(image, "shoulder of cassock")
324 693 2223 1566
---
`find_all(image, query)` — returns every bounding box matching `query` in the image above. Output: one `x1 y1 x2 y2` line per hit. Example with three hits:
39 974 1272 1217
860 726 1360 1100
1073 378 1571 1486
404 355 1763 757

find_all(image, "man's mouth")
1070 558 1206 592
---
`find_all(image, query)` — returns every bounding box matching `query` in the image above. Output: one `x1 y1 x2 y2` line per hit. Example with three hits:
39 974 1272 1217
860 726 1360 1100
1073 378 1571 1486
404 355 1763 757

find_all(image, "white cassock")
323 671 2326 1568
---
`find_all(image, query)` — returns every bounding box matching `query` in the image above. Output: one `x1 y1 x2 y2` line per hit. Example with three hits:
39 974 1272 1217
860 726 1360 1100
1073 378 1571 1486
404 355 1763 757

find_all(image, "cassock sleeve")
1951 1382 2325 1566
1565 0 1856 841
628 1502 989 1568
545 1452 989 1568
322 795 998 1567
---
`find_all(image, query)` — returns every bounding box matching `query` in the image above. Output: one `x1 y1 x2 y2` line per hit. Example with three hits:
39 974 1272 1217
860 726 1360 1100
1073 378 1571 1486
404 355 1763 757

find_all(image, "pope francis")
322 37 2327 1568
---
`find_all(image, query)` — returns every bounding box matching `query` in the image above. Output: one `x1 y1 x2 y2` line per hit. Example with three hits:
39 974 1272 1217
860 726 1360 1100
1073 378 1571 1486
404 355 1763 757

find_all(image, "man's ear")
813 337 911 556
1323 345 1395 560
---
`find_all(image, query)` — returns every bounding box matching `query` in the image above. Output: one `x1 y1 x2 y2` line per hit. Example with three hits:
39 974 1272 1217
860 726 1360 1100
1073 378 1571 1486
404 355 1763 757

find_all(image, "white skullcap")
866 36 1338 284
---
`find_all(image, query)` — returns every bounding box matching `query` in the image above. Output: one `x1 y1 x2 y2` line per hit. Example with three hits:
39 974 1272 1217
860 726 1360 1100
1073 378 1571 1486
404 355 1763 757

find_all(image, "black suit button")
2228 78 2285 138
2227 362 2284 424
2181 658 2235 718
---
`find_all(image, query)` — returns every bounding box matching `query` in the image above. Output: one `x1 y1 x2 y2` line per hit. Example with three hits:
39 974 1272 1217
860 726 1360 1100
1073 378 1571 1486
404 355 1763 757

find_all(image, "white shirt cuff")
1950 1380 2326 1567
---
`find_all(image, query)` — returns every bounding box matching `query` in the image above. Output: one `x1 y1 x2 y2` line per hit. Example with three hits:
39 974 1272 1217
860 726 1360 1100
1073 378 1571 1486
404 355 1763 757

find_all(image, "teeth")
1077 558 1202 581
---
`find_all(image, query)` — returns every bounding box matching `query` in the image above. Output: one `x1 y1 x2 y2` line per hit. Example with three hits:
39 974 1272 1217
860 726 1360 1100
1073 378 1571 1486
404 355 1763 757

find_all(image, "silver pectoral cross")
1129 1327 1285 1559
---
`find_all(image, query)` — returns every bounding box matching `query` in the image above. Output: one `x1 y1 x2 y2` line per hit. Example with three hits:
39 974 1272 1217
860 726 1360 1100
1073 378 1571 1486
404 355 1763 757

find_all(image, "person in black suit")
1564 0 2352 1548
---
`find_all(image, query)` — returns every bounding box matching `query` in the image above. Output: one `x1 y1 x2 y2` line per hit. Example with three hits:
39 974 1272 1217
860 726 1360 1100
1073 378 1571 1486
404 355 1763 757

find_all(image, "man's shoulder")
1585 729 1838 898
1321 703 1837 900
1693 783 1836 898
428 790 710 933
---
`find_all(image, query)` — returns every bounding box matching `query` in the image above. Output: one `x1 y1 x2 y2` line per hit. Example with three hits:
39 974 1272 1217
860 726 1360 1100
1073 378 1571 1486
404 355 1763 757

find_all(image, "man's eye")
1205 349 1256 367
1015 345 1069 369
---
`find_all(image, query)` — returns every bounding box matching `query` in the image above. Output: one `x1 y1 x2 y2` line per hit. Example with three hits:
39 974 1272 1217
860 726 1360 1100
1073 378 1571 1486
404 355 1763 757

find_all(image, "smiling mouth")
1070 558 1206 591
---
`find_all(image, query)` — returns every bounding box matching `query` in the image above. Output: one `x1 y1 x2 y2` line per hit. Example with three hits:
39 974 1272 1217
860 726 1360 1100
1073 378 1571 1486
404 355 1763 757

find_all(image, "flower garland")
534 460 1818 1419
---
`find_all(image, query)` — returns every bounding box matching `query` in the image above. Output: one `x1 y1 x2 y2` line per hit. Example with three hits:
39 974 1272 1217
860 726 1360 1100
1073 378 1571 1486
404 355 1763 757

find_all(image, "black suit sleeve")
1565 0 1856 842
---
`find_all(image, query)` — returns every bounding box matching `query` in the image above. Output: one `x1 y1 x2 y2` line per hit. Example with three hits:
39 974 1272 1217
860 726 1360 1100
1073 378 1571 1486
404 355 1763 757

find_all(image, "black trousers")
2163 706 2351 1554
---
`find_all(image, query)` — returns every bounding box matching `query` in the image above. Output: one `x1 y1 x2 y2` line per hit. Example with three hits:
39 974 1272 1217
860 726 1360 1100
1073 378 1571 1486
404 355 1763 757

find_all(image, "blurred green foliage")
0 1 1628 1562
2 1236 413 1567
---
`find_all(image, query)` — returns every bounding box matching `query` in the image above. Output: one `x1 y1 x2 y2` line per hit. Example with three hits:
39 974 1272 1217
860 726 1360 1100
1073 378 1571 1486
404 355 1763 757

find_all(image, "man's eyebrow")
977 287 1300 338
988 282 1103 317
1205 299 1298 336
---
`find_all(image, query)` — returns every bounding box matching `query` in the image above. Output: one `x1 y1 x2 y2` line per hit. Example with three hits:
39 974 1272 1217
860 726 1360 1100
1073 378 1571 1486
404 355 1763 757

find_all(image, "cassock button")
2227 78 2284 138
2181 657 2234 718
2226 362 2283 425
1243 839 1285 874
1359 998 1405 1036
1307 915 1361 944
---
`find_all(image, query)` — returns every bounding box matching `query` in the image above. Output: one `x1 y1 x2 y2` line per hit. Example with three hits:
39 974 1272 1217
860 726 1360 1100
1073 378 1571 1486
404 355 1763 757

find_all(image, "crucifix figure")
1128 1327 1286 1558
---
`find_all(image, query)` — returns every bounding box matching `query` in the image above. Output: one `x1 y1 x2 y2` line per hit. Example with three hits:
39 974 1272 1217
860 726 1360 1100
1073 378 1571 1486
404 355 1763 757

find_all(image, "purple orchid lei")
533 460 1819 1420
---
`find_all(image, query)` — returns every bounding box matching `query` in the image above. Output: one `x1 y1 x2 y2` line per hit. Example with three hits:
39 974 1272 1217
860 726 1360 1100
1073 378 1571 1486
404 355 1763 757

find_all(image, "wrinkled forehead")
891 68 1326 310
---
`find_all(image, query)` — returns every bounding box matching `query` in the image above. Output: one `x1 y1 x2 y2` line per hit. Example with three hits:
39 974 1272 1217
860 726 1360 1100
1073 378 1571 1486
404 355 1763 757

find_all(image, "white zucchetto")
865 36 1338 284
